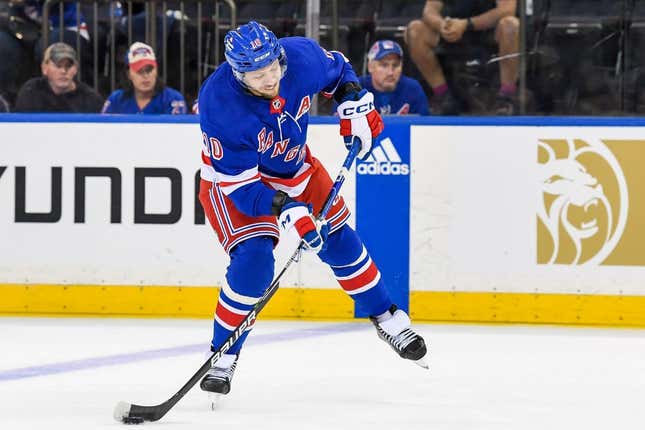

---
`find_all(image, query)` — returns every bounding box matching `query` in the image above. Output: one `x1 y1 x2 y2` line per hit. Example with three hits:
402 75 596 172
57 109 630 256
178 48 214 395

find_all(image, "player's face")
129 65 158 95
42 59 77 94
243 60 282 98
368 54 402 92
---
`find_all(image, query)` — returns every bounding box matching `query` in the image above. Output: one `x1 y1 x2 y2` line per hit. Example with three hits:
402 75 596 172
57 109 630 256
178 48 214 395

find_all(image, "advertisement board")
2 115 645 325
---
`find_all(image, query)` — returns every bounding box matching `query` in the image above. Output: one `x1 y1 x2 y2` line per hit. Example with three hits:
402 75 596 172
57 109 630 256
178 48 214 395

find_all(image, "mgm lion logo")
538 139 628 265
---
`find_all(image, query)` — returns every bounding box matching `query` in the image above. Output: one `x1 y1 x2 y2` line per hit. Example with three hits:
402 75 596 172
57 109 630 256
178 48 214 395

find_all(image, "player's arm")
200 127 275 217
305 39 384 160
200 128 327 251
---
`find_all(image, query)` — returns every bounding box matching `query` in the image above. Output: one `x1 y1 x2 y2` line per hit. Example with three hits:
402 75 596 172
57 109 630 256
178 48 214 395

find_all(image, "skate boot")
370 305 428 369
200 353 238 396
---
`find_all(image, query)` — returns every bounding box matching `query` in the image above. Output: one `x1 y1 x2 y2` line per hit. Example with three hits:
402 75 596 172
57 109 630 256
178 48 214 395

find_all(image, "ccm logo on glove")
337 89 384 160
341 100 374 116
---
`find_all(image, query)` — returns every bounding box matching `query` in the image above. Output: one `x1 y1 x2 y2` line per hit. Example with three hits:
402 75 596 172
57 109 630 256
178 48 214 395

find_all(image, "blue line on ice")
0 323 364 382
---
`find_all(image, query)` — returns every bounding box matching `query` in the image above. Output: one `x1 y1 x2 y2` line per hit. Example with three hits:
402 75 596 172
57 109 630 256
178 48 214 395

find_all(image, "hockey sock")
318 224 392 316
211 237 275 355
432 83 448 97
499 83 517 96
373 309 393 323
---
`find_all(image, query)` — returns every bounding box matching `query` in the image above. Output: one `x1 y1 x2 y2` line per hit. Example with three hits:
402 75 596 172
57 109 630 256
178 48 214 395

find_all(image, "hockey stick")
114 140 361 424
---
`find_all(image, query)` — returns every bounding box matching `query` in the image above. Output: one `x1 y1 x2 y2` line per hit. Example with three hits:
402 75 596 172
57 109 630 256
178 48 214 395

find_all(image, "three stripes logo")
357 138 409 175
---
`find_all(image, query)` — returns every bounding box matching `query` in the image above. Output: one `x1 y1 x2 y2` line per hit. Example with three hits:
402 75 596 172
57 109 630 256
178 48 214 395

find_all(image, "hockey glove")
278 201 329 253
337 89 384 160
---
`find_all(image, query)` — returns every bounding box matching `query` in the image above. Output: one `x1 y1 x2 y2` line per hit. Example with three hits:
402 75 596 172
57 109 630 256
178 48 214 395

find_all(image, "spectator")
406 0 519 115
1 1 104 105
102 42 187 114
360 40 430 115
14 42 103 112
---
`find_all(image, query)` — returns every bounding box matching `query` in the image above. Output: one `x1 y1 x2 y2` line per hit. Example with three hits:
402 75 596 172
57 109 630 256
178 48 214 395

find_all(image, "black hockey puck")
122 416 145 425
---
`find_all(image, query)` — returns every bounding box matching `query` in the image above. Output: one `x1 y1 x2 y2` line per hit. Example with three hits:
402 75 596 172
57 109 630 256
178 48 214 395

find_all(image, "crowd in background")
1 0 640 116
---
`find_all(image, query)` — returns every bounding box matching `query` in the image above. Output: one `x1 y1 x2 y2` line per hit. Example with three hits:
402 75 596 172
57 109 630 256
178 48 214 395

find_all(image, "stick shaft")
125 141 361 422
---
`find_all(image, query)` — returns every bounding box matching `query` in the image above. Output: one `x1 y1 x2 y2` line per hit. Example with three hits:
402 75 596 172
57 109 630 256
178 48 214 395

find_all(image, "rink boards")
1 115 645 326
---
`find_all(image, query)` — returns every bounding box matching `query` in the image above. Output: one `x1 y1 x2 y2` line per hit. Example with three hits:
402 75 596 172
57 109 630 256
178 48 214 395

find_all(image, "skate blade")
208 393 221 411
414 357 429 370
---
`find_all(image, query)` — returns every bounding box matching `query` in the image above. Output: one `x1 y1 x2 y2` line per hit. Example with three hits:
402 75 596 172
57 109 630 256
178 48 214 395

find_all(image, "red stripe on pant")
215 302 248 328
338 261 379 293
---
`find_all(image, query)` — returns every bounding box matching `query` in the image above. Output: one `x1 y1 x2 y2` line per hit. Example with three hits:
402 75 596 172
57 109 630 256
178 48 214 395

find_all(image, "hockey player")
197 21 428 397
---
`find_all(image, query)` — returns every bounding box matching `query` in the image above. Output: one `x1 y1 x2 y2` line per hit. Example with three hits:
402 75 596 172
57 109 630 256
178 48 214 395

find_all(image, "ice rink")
1 317 644 430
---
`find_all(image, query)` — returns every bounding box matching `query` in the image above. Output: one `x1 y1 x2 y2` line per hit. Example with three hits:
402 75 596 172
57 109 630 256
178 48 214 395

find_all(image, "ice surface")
1 317 644 429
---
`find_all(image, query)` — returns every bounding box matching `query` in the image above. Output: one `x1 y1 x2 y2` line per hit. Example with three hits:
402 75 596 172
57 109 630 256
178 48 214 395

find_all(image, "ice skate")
370 305 428 369
200 353 238 409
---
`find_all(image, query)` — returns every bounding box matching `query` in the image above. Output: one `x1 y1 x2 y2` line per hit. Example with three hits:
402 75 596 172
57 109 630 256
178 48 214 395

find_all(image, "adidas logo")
357 138 410 176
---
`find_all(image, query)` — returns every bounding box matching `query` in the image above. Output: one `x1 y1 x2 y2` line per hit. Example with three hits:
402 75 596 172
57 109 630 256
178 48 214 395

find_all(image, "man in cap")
102 42 186 114
359 40 430 115
14 42 103 112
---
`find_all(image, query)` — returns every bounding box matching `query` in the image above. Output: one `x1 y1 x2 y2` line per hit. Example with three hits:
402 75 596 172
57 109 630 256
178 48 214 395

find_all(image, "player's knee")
317 224 363 266
226 237 275 296
496 16 519 42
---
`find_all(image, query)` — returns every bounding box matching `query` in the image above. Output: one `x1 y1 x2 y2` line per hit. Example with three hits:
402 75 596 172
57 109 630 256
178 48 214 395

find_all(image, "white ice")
1 317 645 429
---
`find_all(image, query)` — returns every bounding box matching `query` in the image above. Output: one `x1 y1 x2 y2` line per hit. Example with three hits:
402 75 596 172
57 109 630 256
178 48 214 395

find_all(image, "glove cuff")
333 81 363 103
271 190 295 216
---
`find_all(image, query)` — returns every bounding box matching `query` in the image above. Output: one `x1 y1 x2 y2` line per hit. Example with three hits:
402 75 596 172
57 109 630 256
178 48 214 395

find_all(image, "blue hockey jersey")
198 37 358 217
102 87 187 114
358 75 430 116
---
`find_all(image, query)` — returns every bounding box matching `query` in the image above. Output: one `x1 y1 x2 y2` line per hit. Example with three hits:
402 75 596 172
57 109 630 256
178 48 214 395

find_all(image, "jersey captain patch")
295 95 311 120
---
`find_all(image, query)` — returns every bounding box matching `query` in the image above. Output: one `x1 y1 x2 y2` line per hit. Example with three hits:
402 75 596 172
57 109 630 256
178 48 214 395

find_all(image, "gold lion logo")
538 139 628 265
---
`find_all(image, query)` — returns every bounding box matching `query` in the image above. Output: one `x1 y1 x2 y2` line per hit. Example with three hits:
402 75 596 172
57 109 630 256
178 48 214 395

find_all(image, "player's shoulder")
280 36 332 84
280 36 325 65
199 64 234 102
198 66 252 136
280 36 318 52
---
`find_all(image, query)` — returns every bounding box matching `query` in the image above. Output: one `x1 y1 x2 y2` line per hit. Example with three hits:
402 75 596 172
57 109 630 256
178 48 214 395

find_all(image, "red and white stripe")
260 162 313 197
216 166 261 195
221 283 261 306
335 258 381 296
214 284 260 331
200 152 216 182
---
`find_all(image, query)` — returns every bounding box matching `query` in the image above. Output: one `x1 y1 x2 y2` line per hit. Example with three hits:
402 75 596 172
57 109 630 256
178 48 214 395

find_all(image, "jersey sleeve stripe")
201 165 216 182
260 162 313 197
215 167 262 195
215 166 259 183
219 175 261 194
201 152 213 166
